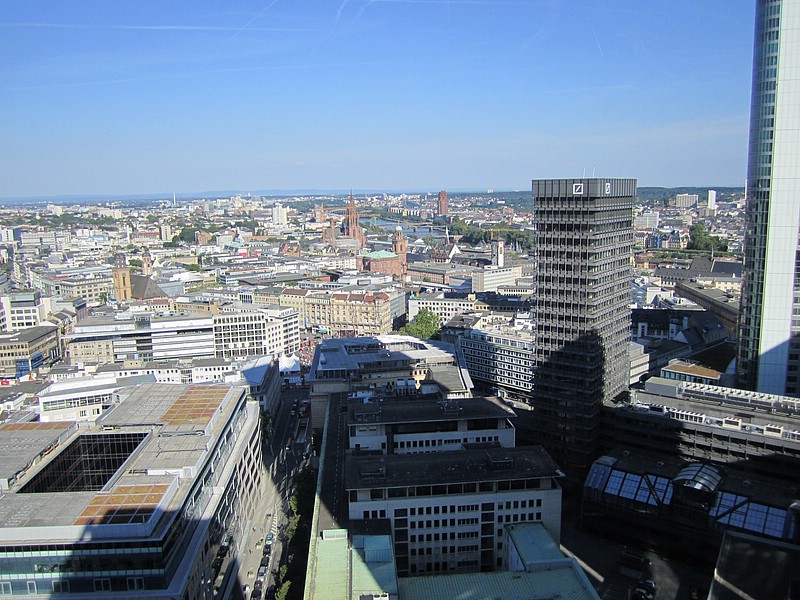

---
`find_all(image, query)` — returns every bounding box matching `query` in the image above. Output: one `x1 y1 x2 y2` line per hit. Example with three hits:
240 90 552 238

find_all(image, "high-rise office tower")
437 190 449 217
738 0 800 396
530 178 635 471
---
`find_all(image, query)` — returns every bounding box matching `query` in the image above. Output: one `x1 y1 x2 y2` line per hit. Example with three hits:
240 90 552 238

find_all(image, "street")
235 388 311 599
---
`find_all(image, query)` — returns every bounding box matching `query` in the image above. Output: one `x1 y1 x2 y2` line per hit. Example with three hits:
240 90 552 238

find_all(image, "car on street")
632 578 657 600
265 532 274 545
260 556 270 567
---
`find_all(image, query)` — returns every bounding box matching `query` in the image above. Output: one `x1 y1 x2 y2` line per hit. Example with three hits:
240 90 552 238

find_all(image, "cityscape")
0 2 797 600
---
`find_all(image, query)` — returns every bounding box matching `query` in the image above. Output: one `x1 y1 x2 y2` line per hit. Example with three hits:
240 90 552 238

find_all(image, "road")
235 388 311 599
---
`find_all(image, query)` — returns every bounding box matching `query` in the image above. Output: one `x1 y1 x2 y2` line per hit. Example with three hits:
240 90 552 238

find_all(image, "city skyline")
2 1 753 198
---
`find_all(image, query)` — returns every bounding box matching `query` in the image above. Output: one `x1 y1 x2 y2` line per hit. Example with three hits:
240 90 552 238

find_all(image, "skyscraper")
530 178 635 471
437 190 449 217
738 0 800 396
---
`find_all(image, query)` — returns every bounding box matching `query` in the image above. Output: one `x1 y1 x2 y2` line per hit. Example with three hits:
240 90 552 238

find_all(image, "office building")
529 178 635 471
441 312 535 402
738 0 800 396
346 446 563 576
437 190 449 217
0 383 263 597
0 325 61 379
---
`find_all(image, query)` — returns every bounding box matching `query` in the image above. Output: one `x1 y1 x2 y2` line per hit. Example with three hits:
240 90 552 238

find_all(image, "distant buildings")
437 190 449 218
738 0 800 396
674 193 699 208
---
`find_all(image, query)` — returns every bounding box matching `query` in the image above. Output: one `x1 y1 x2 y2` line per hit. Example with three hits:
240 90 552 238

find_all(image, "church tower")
392 225 408 278
112 253 132 302
141 248 154 276
342 191 364 248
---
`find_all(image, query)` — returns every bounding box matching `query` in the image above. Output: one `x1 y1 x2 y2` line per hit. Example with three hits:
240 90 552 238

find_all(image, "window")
127 577 145 591
0 583 10 595
52 581 70 593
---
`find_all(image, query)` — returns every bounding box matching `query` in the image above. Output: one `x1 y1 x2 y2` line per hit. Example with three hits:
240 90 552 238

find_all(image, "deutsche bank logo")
572 183 584 195
605 182 611 195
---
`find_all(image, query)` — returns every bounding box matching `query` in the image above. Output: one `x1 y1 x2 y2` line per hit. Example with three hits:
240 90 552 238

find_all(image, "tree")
398 309 441 339
687 223 729 253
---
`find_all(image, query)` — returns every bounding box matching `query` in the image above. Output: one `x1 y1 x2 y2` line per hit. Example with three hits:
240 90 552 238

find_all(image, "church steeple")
342 190 364 248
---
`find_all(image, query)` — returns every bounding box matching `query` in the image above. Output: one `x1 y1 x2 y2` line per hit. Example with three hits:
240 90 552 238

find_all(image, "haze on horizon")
1 1 754 199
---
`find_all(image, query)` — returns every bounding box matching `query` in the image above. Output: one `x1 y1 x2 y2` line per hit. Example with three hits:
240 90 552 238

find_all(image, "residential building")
738 0 800 396
674 193 699 208
529 178 635 472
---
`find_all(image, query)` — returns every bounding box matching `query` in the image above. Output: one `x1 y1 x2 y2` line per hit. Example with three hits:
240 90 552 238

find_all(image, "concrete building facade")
530 178 635 471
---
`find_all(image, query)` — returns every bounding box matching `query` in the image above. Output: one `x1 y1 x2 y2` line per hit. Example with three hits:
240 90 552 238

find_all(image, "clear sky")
1 1 755 198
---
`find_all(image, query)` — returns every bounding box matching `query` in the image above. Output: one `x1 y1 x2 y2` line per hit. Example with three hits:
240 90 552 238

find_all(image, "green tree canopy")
398 308 441 339
687 223 728 252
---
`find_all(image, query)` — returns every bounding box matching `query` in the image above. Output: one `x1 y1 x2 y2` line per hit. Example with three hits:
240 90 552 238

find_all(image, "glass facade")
739 0 800 396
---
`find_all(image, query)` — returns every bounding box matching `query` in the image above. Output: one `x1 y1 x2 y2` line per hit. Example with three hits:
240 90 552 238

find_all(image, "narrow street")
235 388 311 599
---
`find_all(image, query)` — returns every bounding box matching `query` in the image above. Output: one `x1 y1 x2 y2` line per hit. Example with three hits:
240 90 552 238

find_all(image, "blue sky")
1 1 755 198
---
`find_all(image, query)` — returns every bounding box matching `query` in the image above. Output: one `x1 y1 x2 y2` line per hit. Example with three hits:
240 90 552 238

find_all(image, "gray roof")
0 422 76 484
346 446 560 489
347 395 513 427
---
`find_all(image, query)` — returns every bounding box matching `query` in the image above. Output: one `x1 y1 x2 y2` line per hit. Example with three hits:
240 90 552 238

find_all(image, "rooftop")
346 446 561 489
348 395 513 426
0 382 247 540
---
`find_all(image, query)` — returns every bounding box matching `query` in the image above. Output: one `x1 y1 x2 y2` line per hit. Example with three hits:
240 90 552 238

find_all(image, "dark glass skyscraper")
738 0 800 396
530 178 634 471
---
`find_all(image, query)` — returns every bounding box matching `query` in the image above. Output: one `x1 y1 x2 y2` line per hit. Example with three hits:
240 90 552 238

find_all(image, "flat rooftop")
348 395 514 426
0 382 246 540
397 566 599 600
309 335 460 379
346 446 560 489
